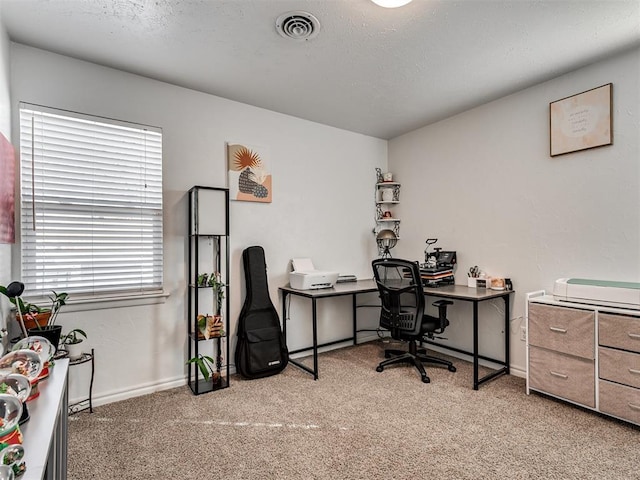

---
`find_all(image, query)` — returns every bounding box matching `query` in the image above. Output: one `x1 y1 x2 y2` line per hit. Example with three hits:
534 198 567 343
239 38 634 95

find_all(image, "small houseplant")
196 272 225 339
209 272 225 337
60 328 87 360
208 272 225 317
186 353 220 384
0 282 69 349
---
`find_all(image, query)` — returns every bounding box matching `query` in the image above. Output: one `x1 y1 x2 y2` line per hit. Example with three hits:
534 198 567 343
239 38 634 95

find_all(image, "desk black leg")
473 301 479 391
284 292 320 380
282 292 288 346
352 294 358 346
312 298 319 380
504 295 510 375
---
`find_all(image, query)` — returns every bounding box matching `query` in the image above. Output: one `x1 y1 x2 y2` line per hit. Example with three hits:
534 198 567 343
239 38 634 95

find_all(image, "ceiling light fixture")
370 0 413 8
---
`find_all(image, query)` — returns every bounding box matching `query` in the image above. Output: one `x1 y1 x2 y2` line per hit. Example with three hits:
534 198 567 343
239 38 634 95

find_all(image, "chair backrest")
372 258 425 338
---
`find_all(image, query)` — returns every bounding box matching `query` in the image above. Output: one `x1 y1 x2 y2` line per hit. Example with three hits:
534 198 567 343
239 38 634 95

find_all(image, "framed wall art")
549 83 612 157
227 143 272 203
0 133 15 244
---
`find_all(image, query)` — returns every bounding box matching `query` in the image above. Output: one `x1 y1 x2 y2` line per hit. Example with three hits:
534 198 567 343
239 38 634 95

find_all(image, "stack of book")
419 267 455 288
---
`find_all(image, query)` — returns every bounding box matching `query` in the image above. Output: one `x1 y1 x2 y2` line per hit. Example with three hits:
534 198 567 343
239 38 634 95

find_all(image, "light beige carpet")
68 341 639 479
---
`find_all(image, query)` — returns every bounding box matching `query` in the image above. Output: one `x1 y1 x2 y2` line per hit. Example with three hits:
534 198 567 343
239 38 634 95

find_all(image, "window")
19 104 163 299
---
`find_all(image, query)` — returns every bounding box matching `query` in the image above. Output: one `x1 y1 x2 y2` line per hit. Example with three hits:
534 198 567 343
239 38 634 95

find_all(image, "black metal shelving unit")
187 186 230 395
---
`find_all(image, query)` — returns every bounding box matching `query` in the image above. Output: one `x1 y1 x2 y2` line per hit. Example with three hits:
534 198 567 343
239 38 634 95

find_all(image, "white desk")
21 358 69 479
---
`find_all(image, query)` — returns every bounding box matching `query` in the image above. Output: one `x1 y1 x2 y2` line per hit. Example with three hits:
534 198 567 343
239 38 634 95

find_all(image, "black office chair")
372 258 456 383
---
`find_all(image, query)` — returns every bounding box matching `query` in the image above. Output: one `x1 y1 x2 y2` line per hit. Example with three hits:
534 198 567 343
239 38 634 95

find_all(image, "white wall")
0 9 13 339
9 44 387 404
389 47 640 374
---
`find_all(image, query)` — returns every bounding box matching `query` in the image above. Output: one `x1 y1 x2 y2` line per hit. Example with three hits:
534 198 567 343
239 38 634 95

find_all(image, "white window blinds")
19 105 163 298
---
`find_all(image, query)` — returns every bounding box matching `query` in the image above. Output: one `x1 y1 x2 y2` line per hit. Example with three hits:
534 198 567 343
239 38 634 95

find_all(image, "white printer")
289 258 339 290
553 278 640 310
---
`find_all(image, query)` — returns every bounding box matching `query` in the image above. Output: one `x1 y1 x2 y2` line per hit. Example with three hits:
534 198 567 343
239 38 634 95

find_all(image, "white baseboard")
289 331 382 359
83 376 187 408
290 334 527 379
82 365 243 408
88 334 525 408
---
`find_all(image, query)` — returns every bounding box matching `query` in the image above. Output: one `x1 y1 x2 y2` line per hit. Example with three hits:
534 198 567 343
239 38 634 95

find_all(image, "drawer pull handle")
549 371 568 379
629 368 640 375
629 403 640 412
628 333 640 340
549 327 567 334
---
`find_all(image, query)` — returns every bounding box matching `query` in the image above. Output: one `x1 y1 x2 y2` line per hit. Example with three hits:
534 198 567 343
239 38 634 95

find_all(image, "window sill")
19 291 170 314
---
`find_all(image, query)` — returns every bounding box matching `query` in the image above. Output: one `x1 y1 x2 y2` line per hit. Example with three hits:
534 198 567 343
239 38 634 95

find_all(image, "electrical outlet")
520 326 526 342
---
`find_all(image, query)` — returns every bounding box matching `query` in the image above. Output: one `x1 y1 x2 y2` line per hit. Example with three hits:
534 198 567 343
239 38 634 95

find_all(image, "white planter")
65 342 84 360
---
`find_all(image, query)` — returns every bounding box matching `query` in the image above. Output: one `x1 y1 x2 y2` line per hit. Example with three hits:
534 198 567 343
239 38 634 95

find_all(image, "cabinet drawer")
599 347 640 389
528 345 595 407
598 313 640 354
599 380 640 425
528 303 595 359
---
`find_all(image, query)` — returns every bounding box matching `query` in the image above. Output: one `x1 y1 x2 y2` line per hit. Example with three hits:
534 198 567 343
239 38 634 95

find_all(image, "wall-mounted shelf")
374 168 400 241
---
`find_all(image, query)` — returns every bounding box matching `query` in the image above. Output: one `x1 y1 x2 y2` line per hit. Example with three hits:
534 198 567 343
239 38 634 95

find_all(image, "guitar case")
235 246 288 379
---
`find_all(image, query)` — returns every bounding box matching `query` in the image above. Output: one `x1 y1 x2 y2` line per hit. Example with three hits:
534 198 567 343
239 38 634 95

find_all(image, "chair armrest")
431 299 453 307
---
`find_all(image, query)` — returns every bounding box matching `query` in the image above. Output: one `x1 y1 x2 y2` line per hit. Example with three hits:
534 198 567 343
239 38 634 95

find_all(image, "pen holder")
468 277 490 288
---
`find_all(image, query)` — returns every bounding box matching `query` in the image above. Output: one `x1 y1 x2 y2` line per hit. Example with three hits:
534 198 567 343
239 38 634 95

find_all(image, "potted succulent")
60 329 87 360
0 282 69 349
186 353 221 384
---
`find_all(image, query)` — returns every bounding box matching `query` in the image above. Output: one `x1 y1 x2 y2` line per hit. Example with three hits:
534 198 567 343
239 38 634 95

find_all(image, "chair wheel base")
421 375 430 383
376 366 384 372
448 366 457 372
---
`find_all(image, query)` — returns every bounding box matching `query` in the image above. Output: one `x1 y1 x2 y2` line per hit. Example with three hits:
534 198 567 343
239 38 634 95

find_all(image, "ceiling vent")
275 11 320 41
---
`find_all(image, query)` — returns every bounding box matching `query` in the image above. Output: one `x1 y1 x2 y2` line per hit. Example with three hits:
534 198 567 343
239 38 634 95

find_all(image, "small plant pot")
17 312 51 332
64 342 84 360
28 325 62 352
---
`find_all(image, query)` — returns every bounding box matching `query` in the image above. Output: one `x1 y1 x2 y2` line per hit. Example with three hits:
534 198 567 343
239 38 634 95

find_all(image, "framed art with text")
549 83 612 157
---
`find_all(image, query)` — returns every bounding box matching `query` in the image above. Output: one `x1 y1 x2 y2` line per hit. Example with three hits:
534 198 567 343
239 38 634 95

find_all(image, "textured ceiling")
1 0 639 139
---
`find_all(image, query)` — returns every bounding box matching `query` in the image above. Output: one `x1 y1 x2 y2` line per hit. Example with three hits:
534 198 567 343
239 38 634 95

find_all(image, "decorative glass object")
0 394 23 448
0 444 25 477
12 336 55 381
0 351 43 401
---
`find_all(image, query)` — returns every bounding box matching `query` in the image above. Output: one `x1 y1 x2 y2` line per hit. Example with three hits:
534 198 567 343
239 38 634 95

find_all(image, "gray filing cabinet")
526 293 640 426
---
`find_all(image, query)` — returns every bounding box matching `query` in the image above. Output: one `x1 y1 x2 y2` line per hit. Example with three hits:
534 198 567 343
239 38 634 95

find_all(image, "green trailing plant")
60 328 87 345
186 353 219 382
207 272 225 315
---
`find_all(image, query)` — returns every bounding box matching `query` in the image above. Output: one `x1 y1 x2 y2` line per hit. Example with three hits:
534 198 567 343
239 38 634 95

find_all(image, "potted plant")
0 282 69 349
60 329 87 360
186 353 220 384
195 272 225 340
208 272 225 337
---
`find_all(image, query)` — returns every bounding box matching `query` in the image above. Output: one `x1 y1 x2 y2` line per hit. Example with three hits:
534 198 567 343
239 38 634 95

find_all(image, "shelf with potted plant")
187 186 230 395
60 328 87 361
192 272 227 341
67 346 95 415
0 282 69 350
